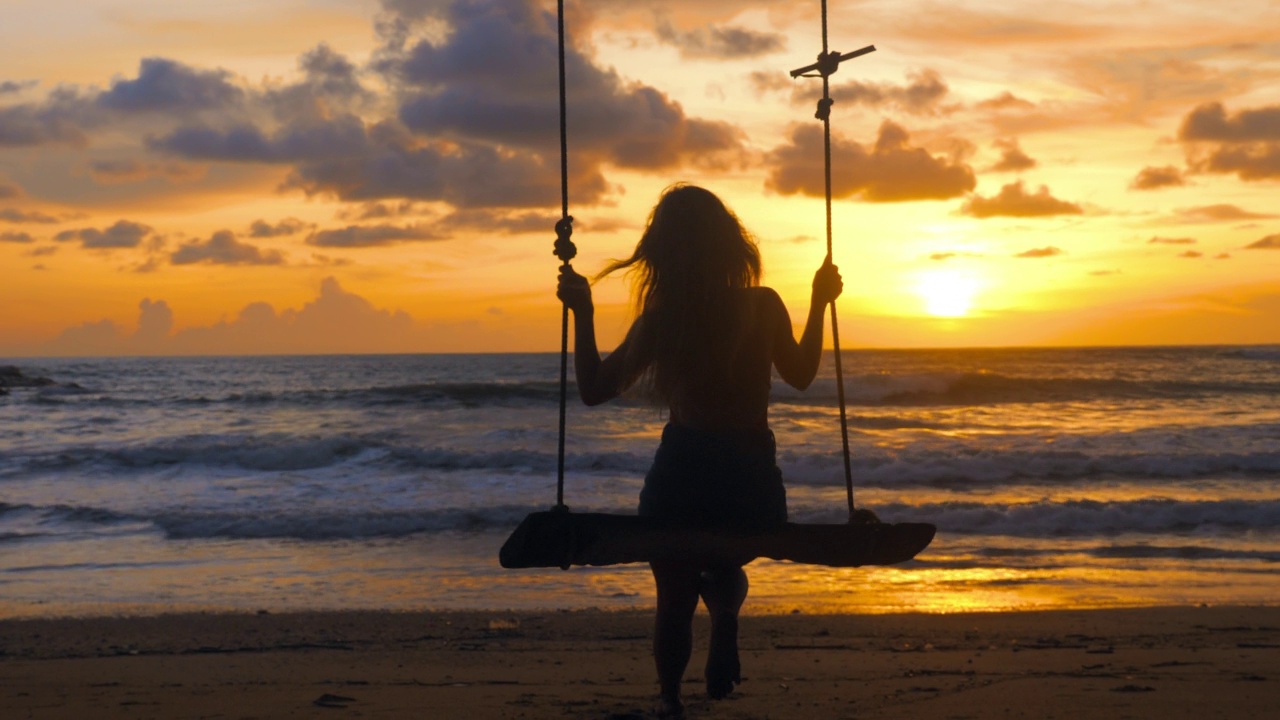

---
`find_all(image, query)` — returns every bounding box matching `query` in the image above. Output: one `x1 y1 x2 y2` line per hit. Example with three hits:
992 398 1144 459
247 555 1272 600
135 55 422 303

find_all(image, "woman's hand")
811 261 843 307
557 265 594 314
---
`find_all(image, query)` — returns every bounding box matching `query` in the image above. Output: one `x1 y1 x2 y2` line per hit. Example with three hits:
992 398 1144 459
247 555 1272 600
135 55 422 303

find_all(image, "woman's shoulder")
745 286 786 311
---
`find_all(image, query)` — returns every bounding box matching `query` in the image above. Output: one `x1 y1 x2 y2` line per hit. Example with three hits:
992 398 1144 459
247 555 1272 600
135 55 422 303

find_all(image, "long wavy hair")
600 184 762 413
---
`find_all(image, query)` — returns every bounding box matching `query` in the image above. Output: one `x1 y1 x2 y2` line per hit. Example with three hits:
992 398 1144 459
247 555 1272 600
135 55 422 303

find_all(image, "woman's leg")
650 560 701 717
699 564 748 699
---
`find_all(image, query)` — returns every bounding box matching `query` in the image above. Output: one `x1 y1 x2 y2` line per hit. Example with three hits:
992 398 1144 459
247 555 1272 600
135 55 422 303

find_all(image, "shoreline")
4 605 1276 718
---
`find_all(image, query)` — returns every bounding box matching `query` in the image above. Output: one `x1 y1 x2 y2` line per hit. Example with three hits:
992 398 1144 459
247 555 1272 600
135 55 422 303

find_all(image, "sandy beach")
2 606 1276 719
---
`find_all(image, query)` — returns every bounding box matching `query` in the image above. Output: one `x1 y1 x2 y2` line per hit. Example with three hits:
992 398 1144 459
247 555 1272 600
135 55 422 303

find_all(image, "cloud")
153 114 599 209
87 159 204 184
1014 246 1064 258
170 230 285 265
387 0 746 180
43 277 422 356
1066 49 1244 123
822 69 951 116
0 88 91 147
748 70 791 96
1178 250 1203 258
1174 204 1277 222
1245 234 1280 249
1179 102 1280 181
97 58 244 114
976 91 1035 111
1130 165 1186 190
149 115 369 163
133 299 174 347
54 220 154 249
1 80 37 95
0 181 21 199
0 208 60 223
765 121 976 202
11 2 745 210
337 201 429 221
249 217 314 238
1194 144 1280 181
961 181 1083 218
305 223 444 247
654 18 785 59
285 126 590 208
1180 101 1280 142
1 231 35 243
265 44 376 125
929 251 983 261
1148 236 1196 245
990 138 1036 172
436 209 560 234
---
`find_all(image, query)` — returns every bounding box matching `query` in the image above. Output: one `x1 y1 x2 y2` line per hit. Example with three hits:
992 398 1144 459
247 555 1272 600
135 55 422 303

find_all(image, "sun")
916 270 979 318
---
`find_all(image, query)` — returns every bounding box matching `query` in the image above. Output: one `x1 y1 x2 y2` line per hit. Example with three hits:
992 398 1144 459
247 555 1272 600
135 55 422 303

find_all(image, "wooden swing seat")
499 509 935 569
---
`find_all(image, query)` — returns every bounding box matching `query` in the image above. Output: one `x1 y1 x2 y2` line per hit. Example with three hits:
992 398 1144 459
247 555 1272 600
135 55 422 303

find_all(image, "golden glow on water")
5 530 1279 619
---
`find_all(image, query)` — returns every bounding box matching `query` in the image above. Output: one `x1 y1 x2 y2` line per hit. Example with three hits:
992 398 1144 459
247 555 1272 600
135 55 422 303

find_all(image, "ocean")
2 347 1278 619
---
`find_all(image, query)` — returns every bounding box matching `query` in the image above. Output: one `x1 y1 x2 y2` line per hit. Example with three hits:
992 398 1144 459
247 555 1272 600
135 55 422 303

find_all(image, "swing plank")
499 510 935 569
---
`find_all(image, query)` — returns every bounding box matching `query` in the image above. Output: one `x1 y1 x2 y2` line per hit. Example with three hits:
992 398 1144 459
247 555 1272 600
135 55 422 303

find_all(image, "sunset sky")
2 0 1279 355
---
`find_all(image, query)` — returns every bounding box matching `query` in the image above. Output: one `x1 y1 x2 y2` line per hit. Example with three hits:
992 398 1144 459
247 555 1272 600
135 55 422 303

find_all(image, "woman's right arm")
770 261 843 390
557 266 639 406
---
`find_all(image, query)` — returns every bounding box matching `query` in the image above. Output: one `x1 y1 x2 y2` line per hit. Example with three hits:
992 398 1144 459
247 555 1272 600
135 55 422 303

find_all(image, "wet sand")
2 606 1276 719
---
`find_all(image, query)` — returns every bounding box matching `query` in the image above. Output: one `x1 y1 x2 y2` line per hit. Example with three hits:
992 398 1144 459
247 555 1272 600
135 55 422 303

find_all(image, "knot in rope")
815 97 835 121
816 50 843 78
553 215 576 263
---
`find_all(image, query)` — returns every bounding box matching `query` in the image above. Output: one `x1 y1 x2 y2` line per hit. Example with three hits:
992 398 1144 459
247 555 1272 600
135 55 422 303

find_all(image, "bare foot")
655 695 685 718
705 610 741 699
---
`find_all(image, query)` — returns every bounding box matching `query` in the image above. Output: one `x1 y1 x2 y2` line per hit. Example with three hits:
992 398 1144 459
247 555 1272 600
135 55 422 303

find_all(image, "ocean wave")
1220 347 1280 362
7 434 377 474
779 446 1280 489
859 498 1280 538
774 371 1280 407
7 496 1277 543
215 381 569 409
9 430 1280 486
0 501 536 541
20 371 1279 413
1087 544 1280 562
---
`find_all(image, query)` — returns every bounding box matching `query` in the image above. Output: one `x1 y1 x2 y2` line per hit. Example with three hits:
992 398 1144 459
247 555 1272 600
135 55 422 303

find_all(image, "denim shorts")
638 422 788 532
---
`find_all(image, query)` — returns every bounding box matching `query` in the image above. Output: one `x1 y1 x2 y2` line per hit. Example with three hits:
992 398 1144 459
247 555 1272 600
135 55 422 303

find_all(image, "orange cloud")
961 181 1082 218
42 277 420 356
1245 234 1280 249
170 230 284 265
989 138 1036 172
765 121 975 202
1014 246 1063 258
1130 165 1185 190
1180 102 1280 180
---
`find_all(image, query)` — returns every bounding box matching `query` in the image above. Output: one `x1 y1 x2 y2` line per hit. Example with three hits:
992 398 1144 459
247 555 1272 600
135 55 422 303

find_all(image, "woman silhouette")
557 183 842 717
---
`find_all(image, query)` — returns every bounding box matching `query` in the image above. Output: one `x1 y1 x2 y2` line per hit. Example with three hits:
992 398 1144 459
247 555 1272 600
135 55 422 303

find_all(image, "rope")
552 0 575 512
792 0 877 521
